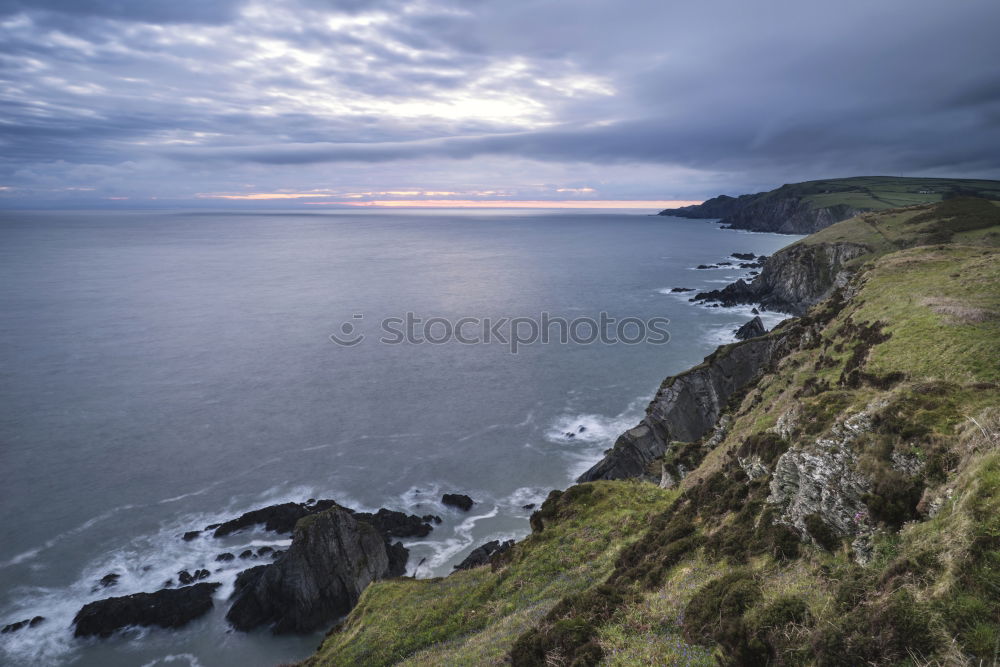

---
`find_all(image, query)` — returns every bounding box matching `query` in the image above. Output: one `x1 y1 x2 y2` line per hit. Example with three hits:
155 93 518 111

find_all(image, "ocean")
0 208 796 666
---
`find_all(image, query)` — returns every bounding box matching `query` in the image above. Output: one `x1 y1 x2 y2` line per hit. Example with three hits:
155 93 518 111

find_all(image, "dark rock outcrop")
2 616 45 633
694 242 869 315
353 508 435 538
226 506 407 634
182 530 201 541
212 501 332 537
73 583 221 638
452 540 514 571
734 316 766 340
578 332 791 482
442 494 474 511
211 500 434 541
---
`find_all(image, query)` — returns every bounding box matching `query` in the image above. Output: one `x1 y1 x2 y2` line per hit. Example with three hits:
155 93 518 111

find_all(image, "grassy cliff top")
757 176 1000 211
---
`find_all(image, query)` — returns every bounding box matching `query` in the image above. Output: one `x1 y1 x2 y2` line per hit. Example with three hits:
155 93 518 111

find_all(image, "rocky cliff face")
660 192 863 234
693 241 869 315
226 506 407 634
578 333 792 482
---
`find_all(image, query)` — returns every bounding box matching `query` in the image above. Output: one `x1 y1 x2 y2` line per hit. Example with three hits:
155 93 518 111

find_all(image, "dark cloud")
0 0 248 24
1 0 999 205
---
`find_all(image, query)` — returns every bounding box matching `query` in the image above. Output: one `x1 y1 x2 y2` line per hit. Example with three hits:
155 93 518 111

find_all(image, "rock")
256 546 274 557
718 261 733 266
767 405 879 542
353 508 435 538
452 540 515 571
194 569 210 581
670 287 694 293
216 553 236 562
442 494 475 512
232 565 269 597
182 530 201 541
752 307 760 314
578 425 587 432
226 506 407 634
579 333 791 482
732 252 756 260
695 264 716 269
212 502 314 538
694 242 869 315
239 550 254 559
2 616 44 633
421 514 443 525
522 503 536 510
98 573 120 589
565 432 575 438
270 550 284 560
73 583 221 638
734 316 766 341
178 570 194 585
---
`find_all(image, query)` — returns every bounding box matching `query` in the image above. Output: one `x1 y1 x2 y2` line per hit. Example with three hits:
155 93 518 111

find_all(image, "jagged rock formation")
694 241 869 315
226 506 407 634
211 500 435 539
452 539 514 571
734 316 766 340
578 333 791 482
73 583 221 638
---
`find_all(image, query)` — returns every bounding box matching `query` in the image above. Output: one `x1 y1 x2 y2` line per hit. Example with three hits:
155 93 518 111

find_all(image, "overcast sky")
2 0 999 208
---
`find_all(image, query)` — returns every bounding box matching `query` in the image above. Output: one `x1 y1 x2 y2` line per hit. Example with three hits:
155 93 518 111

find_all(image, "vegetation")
304 198 1000 665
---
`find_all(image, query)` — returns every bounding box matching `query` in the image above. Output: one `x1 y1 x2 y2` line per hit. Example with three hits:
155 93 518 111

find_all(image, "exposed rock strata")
578 334 791 482
694 241 869 315
734 316 766 340
226 506 406 634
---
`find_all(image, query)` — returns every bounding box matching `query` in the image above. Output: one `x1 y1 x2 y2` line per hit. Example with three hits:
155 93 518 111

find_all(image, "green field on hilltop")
764 176 1000 212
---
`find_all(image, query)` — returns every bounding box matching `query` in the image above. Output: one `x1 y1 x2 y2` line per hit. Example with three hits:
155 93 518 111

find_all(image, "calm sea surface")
0 209 796 665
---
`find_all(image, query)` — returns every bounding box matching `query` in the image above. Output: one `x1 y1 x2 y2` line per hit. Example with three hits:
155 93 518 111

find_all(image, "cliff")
659 176 1000 234
578 332 792 482
303 199 1000 666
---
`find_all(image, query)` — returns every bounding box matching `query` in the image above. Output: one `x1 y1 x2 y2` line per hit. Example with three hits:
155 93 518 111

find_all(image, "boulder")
734 316 766 341
442 494 475 512
73 583 220 638
670 287 694 293
452 540 515 571
182 530 201 541
216 553 236 562
226 506 407 634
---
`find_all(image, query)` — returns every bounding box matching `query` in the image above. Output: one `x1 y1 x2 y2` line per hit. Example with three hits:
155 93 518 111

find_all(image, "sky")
1 0 999 209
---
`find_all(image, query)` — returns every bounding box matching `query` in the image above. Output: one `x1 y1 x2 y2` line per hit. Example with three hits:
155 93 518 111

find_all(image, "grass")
303 482 677 666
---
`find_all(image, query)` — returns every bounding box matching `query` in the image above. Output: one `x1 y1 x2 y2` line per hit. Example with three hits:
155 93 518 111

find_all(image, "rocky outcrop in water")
226 506 407 634
211 500 435 539
734 316 766 340
578 333 791 482
442 493 475 511
73 583 221 638
694 241 869 315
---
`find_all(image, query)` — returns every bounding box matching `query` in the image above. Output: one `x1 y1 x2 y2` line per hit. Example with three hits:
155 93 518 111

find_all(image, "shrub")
682 571 761 646
804 513 840 551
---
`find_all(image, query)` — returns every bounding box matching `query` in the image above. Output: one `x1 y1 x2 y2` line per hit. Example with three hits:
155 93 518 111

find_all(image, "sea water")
0 208 797 666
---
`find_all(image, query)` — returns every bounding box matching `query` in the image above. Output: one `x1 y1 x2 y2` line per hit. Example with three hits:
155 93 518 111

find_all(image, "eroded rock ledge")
579 332 792 482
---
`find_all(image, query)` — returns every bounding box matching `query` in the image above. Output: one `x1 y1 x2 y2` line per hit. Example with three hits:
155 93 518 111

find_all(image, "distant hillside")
660 176 1000 234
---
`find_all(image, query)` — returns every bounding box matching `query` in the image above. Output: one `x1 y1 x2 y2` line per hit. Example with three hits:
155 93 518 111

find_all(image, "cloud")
1 0 999 206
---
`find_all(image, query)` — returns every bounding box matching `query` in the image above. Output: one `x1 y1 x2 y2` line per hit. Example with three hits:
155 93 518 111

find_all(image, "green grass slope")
304 199 1000 666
